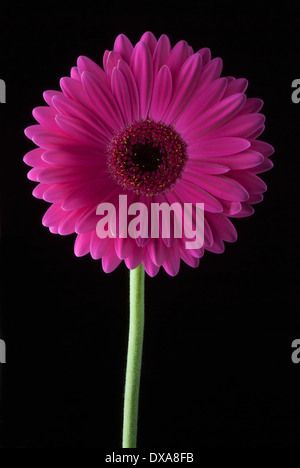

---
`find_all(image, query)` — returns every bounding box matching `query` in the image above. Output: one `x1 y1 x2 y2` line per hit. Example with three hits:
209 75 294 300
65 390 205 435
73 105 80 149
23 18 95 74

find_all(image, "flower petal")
111 67 133 124
209 151 264 170
149 65 172 121
153 34 171 76
81 71 124 129
167 40 190 76
197 57 223 89
24 148 47 167
175 78 227 133
175 179 223 213
52 94 111 140
183 93 247 140
117 59 139 122
113 34 134 64
62 178 116 211
140 31 157 55
209 113 265 138
42 147 106 167
163 53 202 124
77 55 109 87
183 173 249 202
130 41 153 119
102 246 122 273
188 137 250 157
74 231 93 257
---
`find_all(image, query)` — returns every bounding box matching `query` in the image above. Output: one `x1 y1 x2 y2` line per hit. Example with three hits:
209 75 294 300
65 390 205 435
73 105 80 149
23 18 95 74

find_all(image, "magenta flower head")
24 31 274 277
24 31 274 448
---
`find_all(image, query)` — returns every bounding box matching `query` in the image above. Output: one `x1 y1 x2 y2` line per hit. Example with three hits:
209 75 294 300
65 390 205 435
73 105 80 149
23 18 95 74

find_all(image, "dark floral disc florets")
107 119 187 196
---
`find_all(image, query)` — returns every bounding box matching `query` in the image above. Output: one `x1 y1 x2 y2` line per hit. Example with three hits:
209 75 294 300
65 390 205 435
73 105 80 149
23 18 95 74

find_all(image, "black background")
0 1 299 449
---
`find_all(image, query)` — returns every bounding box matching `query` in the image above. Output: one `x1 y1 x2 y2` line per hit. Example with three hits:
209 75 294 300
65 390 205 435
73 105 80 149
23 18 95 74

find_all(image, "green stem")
122 263 145 448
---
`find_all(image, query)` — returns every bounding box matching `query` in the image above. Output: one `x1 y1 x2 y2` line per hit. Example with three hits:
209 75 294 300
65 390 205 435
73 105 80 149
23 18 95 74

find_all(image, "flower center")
107 120 187 196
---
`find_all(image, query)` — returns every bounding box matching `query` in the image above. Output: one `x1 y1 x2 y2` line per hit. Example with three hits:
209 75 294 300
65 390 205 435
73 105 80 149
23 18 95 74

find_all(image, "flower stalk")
122 263 145 448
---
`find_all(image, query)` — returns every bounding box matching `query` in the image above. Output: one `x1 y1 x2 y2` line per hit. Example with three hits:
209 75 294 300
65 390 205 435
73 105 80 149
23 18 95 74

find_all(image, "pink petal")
81 71 124 129
209 151 264 170
163 53 202 124
25 124 62 141
43 90 62 107
32 106 59 131
113 34 134 64
223 78 248 97
42 147 106 167
149 65 172 121
42 203 64 227
117 59 139 122
32 183 51 199
163 242 181 276
167 40 191 76
77 56 109 87
124 244 145 270
62 178 116 211
148 238 167 266
27 167 41 181
183 173 249 202
142 250 160 277
140 31 157 55
197 57 223 89
70 66 80 81
248 193 264 204
229 171 267 194
130 41 153 119
31 132 79 149
220 200 242 216
74 232 93 257
249 139 274 157
52 94 111 140
90 233 112 259
210 113 265 138
60 77 89 106
104 50 122 78
76 188 120 233
55 114 108 149
43 184 73 203
188 137 250 157
183 93 247 140
179 247 201 268
114 237 135 259
184 162 229 174
58 209 83 235
250 157 273 174
111 67 133 124
75 204 100 234
239 98 263 114
207 212 237 243
230 203 254 218
153 34 171 76
175 179 223 213
24 148 47 167
37 166 103 184
175 78 227 133
102 246 122 273
196 47 211 66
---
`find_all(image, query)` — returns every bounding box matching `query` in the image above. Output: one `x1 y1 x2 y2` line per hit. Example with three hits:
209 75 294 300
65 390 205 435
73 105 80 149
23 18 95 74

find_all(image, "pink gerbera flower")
24 31 274 276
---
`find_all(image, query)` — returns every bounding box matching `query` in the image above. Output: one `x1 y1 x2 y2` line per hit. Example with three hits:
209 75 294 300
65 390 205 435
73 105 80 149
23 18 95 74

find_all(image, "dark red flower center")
107 120 187 196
